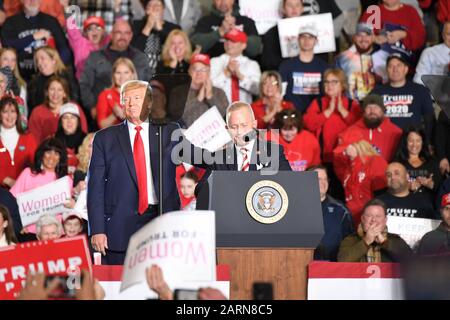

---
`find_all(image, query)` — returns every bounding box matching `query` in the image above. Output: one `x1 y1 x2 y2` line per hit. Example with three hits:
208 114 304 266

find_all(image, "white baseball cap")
59 102 80 117
298 24 318 37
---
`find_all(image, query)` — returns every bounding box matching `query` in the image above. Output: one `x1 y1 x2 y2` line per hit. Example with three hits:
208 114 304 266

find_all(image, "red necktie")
133 126 148 215
231 75 240 102
240 147 249 171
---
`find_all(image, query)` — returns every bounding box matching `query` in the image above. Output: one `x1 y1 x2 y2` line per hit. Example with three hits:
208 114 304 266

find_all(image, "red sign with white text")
0 236 92 300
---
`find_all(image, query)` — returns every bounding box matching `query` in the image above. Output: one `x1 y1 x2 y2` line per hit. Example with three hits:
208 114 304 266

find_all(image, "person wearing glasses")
66 16 111 80
182 53 228 128
304 68 361 199
251 71 294 130
270 108 320 172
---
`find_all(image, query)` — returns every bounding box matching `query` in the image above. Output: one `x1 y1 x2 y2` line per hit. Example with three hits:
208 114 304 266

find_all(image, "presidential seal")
246 180 289 224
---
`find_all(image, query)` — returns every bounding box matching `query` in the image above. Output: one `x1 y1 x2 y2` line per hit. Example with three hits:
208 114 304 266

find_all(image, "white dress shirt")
127 121 158 205
236 139 255 171
210 53 261 104
414 43 450 85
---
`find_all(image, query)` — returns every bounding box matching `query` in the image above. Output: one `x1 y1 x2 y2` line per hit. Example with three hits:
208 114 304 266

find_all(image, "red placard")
0 235 92 300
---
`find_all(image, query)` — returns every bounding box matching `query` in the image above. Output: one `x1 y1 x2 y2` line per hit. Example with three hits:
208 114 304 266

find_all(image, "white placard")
183 106 231 152
239 0 282 35
16 177 72 227
387 216 441 249
278 13 336 58
72 189 88 220
120 211 216 292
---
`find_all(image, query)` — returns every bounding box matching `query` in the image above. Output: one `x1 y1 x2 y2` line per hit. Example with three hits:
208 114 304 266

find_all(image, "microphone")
243 129 258 143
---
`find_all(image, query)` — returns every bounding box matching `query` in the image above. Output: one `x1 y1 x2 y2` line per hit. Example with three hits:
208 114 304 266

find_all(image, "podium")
206 171 324 300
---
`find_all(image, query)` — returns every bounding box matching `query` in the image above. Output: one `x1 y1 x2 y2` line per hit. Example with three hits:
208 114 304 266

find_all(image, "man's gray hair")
36 214 63 239
225 101 255 125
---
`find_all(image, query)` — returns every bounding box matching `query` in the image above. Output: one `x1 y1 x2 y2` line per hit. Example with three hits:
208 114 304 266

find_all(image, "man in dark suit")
88 86 290 264
87 80 183 265
199 101 292 173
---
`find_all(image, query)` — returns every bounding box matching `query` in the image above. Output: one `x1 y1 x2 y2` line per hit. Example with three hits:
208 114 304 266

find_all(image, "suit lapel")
149 123 159 197
117 122 138 187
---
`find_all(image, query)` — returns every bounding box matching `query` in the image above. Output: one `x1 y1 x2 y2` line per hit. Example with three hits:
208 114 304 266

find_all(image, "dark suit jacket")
87 121 181 251
88 123 291 251
193 137 292 209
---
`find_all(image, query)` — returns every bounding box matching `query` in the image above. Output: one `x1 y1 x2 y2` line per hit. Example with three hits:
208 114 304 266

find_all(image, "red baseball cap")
190 53 210 66
224 29 247 43
441 193 450 208
83 16 106 31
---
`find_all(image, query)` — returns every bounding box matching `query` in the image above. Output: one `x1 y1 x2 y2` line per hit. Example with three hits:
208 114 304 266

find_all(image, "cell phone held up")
174 289 199 300
45 275 81 299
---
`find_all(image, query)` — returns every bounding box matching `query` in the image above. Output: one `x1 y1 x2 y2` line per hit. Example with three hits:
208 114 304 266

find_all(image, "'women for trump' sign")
120 211 216 292
16 176 72 227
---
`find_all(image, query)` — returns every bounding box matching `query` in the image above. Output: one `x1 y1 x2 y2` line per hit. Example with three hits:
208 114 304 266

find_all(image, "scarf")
357 223 388 263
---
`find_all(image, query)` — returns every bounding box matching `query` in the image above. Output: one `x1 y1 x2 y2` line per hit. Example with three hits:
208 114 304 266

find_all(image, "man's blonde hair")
120 80 152 105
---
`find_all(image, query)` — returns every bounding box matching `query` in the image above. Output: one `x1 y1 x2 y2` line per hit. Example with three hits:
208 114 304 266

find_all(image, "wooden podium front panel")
217 248 314 300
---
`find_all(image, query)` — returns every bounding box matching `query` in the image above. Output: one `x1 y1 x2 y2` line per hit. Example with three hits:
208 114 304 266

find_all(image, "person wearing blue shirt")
279 25 329 113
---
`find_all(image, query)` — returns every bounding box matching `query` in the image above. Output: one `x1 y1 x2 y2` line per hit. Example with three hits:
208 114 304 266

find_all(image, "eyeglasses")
263 80 278 86
282 114 297 120
323 80 340 86
86 25 103 32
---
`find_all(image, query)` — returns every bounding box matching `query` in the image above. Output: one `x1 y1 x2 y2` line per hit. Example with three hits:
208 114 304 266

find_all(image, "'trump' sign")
0 236 92 299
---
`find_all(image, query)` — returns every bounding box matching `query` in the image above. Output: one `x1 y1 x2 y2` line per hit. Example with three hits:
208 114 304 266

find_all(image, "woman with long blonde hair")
96 58 137 129
73 133 95 197
27 46 80 112
156 29 192 74
333 139 388 227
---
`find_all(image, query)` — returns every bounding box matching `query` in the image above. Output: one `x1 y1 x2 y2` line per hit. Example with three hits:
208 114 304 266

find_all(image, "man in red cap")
182 53 229 127
210 28 261 105
417 193 450 255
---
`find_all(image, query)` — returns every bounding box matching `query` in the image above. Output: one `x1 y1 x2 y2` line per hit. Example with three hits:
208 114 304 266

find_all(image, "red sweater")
0 133 37 187
333 154 388 227
28 103 88 144
251 100 294 129
360 4 426 51
303 96 361 163
268 130 321 171
437 0 450 23
96 88 123 128
334 118 402 163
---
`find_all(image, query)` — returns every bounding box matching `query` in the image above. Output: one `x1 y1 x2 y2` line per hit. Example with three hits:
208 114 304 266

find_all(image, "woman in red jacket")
96 58 138 129
304 68 361 164
251 71 294 129
333 140 388 227
28 76 88 144
0 96 37 189
270 108 321 171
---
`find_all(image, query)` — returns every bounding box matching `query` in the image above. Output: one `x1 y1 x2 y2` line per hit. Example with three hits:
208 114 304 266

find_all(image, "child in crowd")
62 212 84 238
179 171 198 211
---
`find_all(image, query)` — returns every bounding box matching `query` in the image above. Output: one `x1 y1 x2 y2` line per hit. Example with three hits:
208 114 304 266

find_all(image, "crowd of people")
0 0 449 299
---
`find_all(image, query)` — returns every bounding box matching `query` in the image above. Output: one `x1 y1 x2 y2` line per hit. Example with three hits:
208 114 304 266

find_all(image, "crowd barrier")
308 262 404 300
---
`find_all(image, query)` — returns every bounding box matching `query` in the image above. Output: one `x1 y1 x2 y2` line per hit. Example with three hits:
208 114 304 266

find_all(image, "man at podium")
199 101 292 173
